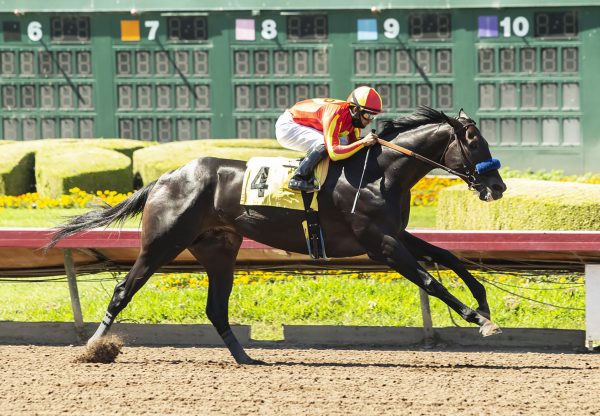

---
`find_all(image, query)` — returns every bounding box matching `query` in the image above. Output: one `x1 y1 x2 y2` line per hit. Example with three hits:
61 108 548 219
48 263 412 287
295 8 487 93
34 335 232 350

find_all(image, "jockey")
275 86 383 192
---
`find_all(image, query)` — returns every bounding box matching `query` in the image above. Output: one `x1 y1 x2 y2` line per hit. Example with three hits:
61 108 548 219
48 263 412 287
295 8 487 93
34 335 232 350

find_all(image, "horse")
46 106 506 364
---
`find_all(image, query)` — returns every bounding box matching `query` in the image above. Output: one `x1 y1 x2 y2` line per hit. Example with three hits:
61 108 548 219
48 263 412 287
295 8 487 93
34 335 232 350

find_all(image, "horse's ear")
458 108 470 119
441 111 460 129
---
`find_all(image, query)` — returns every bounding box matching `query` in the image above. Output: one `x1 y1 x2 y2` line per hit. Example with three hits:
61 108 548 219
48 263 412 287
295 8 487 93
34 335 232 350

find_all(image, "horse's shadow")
267 361 588 370
114 358 591 371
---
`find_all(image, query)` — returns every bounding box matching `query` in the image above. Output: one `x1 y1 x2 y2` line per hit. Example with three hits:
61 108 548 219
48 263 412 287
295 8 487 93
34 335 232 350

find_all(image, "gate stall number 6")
27 21 43 41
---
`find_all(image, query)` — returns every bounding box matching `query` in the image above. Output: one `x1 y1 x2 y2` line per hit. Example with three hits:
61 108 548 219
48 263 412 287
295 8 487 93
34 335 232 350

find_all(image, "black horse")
47 107 506 364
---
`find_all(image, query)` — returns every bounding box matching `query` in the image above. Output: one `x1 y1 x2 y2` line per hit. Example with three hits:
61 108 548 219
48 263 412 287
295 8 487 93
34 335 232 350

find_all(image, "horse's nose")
492 182 507 193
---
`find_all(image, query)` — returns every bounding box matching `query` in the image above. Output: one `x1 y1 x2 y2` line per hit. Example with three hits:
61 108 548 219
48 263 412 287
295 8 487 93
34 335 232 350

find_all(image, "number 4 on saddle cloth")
240 156 330 259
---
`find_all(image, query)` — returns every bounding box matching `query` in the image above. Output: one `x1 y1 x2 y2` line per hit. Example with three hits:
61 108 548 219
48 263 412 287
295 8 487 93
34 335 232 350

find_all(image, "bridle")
441 119 479 187
376 118 500 190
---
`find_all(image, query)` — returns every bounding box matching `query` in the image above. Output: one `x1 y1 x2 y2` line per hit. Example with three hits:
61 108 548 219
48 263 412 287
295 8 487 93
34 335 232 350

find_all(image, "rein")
351 119 501 212
376 138 472 181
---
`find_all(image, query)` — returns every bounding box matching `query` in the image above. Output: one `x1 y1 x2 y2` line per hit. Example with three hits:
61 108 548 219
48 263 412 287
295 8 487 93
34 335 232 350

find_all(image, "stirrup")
288 177 320 193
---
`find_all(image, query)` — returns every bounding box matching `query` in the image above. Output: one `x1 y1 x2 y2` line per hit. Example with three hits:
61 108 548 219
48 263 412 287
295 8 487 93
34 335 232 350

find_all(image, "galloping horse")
47 106 506 364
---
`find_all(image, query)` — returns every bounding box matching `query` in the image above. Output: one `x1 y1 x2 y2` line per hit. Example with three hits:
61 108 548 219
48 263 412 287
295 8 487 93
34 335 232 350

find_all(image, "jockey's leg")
275 111 327 192
288 143 328 192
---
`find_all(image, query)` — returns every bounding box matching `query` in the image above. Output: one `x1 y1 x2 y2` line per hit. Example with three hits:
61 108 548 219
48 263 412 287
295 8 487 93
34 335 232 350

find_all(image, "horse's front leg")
401 231 491 319
360 229 501 336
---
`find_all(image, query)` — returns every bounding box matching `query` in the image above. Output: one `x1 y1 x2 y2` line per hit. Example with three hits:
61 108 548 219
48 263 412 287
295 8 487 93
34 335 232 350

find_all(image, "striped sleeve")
323 115 364 161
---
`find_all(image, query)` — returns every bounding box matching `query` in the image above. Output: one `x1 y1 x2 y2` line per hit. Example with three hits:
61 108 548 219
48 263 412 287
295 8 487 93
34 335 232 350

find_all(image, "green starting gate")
1 0 600 173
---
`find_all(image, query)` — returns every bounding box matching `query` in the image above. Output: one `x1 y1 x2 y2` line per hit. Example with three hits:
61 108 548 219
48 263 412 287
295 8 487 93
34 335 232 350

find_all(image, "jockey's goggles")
360 111 378 121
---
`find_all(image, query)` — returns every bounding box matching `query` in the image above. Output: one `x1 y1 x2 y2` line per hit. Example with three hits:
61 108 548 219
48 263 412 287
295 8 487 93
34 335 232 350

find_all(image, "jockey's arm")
323 115 368 161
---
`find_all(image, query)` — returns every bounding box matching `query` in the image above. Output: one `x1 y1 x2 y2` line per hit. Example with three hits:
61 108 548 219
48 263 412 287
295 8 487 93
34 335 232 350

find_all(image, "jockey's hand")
361 132 378 147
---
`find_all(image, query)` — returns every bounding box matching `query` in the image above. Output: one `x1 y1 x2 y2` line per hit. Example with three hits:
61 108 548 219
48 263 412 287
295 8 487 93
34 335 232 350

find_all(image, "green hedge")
0 139 148 196
436 178 600 230
133 139 303 184
35 145 132 198
1 138 301 195
0 145 36 195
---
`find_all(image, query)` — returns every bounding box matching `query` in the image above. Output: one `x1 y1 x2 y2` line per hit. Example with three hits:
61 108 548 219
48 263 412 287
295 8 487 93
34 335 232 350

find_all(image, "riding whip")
351 129 375 214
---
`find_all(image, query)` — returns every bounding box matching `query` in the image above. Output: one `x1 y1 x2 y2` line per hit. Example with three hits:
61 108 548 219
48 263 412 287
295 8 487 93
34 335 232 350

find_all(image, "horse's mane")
379 106 448 139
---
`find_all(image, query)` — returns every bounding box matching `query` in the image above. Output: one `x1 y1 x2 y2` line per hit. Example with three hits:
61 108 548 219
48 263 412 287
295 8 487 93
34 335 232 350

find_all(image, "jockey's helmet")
347 86 383 114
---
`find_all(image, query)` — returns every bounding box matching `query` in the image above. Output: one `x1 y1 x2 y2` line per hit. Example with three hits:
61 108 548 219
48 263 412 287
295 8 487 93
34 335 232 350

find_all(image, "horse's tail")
45 180 157 250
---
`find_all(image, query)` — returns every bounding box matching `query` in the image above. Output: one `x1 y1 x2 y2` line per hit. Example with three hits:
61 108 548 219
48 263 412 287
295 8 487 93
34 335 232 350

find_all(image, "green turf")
0 208 141 228
0 205 436 229
0 271 584 340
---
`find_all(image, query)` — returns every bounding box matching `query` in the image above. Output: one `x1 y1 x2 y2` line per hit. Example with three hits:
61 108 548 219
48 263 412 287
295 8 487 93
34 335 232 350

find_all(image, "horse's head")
441 109 506 201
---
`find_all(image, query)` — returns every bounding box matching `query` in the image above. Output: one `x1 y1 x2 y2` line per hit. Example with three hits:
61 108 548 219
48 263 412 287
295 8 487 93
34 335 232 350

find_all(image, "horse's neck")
386 123 452 189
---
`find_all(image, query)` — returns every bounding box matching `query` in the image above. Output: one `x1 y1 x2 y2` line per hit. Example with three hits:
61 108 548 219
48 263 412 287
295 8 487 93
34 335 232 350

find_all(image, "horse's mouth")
479 188 503 202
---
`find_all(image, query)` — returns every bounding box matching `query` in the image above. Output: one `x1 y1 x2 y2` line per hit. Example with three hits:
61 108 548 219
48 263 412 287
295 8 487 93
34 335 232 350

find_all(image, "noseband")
445 120 501 189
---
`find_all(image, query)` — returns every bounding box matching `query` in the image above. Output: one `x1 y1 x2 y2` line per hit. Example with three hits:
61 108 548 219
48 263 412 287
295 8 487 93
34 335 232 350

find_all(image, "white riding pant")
275 111 324 153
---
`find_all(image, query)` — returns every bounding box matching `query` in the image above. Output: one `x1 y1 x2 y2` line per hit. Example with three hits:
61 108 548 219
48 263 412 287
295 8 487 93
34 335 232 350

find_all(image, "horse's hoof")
236 358 267 365
479 321 502 337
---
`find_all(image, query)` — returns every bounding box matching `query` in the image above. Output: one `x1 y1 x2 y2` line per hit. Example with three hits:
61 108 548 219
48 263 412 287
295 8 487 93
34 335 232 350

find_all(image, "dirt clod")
73 335 124 363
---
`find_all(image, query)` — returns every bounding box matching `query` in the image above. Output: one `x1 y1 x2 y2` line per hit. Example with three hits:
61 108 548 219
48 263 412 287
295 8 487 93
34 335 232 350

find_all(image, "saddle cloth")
240 156 329 211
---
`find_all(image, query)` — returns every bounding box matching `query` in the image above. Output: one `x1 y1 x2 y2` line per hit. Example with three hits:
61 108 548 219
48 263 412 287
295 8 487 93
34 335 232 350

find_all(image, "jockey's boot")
288 143 328 192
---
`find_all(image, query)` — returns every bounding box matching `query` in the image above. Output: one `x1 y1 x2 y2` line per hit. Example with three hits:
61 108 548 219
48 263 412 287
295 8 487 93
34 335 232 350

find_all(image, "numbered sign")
261 19 277 40
27 21 43 41
478 15 530 38
356 18 400 41
383 18 400 39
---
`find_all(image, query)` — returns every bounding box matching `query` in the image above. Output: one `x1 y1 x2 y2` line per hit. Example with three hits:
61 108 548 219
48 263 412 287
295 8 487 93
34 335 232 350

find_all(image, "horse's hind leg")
87 252 164 344
88 211 201 344
188 231 261 365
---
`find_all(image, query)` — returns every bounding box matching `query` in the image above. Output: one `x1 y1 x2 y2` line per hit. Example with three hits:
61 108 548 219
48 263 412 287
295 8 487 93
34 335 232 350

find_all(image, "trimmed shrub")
35 146 132 198
436 178 600 230
0 139 148 195
74 138 153 158
0 142 43 195
133 139 303 184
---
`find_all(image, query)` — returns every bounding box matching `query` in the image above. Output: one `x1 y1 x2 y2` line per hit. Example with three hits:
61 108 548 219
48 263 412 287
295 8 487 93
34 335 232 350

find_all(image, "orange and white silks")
288 98 364 161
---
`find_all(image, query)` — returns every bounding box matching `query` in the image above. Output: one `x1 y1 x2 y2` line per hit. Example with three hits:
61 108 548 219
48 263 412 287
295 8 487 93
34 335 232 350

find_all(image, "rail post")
586 264 600 350
419 289 435 345
63 249 85 342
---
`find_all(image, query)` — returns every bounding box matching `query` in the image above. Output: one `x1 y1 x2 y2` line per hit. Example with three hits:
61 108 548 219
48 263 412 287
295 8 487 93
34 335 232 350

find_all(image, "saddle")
240 156 330 259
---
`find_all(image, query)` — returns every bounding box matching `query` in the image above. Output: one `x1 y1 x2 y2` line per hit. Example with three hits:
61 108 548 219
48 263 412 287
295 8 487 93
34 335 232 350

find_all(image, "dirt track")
0 345 599 415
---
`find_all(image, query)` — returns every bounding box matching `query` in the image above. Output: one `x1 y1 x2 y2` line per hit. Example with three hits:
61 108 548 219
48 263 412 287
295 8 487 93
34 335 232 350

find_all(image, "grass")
0 205 436 229
0 207 435 228
0 271 584 340
0 208 142 228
